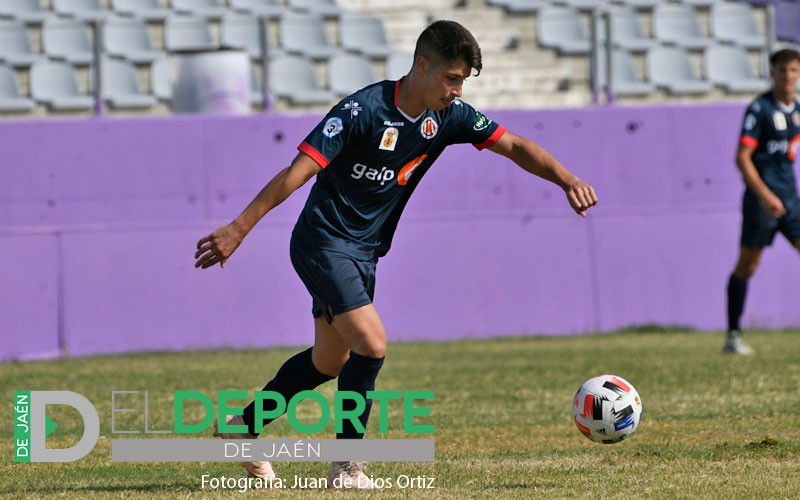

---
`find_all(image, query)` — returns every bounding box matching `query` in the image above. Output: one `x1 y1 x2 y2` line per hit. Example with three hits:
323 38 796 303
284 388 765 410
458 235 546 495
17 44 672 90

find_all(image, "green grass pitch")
2 329 799 498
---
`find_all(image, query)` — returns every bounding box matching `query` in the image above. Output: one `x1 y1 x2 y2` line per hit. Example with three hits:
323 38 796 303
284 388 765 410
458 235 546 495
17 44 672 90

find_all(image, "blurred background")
1 0 799 361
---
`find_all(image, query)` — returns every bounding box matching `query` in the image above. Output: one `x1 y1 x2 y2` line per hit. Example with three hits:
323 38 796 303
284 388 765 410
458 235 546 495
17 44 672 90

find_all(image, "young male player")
725 48 800 354
195 20 598 488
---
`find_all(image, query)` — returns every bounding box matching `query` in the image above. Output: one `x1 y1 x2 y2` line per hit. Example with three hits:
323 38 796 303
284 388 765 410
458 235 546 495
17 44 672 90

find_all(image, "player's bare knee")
312 350 349 377
313 360 341 377
358 341 386 359
742 264 759 279
318 365 344 377
735 251 762 279
734 262 758 280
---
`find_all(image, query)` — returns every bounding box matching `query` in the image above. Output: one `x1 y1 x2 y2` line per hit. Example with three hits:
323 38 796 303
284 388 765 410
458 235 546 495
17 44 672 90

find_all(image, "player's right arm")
488 130 597 217
735 143 786 219
194 153 321 269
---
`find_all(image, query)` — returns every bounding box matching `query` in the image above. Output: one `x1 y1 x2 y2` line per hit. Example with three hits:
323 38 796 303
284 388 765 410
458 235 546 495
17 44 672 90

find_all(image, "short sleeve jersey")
294 79 506 258
739 92 800 199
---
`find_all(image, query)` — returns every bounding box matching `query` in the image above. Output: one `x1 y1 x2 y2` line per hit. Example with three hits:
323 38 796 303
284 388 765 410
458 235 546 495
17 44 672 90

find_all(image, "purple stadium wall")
2 104 799 361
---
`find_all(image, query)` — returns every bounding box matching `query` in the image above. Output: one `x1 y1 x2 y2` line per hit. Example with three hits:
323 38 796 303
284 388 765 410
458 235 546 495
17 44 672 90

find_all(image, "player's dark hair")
414 20 482 76
770 48 800 68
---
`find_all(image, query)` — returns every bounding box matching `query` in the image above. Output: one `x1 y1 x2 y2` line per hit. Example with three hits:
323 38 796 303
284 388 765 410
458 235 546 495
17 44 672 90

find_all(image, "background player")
195 20 597 488
725 48 800 354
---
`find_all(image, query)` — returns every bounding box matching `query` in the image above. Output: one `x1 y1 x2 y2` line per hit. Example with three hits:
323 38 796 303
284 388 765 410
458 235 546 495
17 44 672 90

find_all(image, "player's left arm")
488 130 598 217
194 153 322 269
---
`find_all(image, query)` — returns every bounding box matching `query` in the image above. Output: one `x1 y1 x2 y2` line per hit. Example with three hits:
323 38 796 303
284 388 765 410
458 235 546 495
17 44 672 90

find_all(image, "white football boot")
213 415 276 480
326 461 375 489
722 330 753 355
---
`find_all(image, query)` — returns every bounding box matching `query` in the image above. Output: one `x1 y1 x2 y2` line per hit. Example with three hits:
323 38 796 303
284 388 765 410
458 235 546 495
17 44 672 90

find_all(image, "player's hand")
194 223 245 269
760 192 786 218
565 181 598 217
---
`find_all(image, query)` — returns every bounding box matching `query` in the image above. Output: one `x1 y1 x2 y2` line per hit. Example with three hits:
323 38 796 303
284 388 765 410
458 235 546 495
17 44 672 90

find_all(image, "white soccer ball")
572 374 642 444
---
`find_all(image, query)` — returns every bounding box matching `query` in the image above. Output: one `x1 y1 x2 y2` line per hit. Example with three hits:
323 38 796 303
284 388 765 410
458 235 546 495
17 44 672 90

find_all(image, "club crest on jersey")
473 111 492 131
793 111 800 127
323 117 343 138
380 127 399 151
773 111 787 131
420 117 438 139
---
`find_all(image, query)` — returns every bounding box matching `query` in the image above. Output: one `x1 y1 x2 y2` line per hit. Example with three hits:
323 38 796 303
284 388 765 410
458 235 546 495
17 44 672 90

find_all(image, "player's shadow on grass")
0 482 191 495
617 324 697 334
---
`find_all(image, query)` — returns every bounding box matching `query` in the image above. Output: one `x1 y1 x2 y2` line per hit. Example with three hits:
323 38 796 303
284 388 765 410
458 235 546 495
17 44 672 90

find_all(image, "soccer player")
725 48 800 355
195 20 598 488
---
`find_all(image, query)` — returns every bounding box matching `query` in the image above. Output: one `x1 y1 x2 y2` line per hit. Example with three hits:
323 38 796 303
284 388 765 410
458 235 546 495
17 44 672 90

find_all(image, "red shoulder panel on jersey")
739 135 758 149
789 135 799 161
474 125 507 151
298 142 330 169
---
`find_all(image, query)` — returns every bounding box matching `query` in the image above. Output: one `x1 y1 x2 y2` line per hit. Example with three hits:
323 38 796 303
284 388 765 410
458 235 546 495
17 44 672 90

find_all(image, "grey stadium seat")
610 0 659 8
151 55 173 102
250 66 264 106
164 15 217 52
0 20 44 68
551 0 605 10
705 45 768 93
53 0 109 22
268 55 336 105
230 0 286 18
652 4 713 50
647 46 713 95
537 6 591 55
30 60 95 110
679 0 724 7
43 17 95 65
172 0 228 20
222 13 283 60
287 0 341 19
111 0 170 22
328 53 376 97
710 2 766 49
386 51 412 80
597 48 654 97
606 5 654 52
279 12 339 60
104 17 163 64
0 0 49 24
340 13 394 59
97 57 157 109
487 0 549 15
0 64 35 111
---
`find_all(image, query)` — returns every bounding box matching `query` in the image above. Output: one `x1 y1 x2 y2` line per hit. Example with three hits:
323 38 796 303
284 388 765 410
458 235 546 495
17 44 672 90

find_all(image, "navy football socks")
727 274 748 332
336 351 385 439
242 347 334 436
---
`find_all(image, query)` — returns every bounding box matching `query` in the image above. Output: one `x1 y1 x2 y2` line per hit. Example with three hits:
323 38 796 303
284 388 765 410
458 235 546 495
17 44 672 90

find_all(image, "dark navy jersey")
294 79 506 258
739 92 800 199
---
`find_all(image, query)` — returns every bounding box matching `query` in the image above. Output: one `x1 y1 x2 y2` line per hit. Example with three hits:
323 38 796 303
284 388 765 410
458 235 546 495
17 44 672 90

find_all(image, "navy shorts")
290 233 376 323
740 191 800 249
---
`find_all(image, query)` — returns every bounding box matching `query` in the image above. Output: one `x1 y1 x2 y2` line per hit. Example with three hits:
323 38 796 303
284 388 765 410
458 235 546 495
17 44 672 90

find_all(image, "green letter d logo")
30 391 100 462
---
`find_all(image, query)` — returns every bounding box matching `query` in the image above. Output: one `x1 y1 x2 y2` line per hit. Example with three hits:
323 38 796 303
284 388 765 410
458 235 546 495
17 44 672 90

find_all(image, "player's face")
421 59 470 111
771 59 800 97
